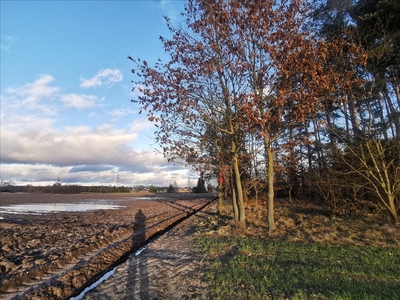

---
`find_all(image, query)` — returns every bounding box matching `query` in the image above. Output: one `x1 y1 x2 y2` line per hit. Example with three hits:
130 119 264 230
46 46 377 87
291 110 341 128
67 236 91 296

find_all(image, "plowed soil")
0 192 215 300
2 193 398 300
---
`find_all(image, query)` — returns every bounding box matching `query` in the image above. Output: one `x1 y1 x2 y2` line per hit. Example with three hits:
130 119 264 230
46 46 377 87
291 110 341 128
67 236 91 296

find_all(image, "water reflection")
0 203 125 214
133 197 163 200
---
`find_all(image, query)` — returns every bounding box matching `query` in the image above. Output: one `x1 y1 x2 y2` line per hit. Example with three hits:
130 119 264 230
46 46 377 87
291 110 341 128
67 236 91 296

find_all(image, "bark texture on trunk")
264 136 276 231
232 149 245 230
267 145 276 231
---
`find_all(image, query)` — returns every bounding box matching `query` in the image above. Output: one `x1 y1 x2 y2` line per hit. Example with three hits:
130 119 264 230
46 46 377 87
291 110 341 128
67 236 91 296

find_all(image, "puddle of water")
70 266 117 300
133 196 164 200
135 242 151 256
0 203 125 214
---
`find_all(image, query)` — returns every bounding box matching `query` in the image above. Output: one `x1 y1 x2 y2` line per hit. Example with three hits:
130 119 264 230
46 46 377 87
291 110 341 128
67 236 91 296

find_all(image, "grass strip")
196 236 400 299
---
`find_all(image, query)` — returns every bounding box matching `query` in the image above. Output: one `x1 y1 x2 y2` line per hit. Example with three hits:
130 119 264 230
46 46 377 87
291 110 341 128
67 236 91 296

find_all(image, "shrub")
149 185 158 193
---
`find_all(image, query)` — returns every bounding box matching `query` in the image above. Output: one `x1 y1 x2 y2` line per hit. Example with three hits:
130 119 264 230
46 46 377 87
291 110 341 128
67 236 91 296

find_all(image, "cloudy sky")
1 0 198 187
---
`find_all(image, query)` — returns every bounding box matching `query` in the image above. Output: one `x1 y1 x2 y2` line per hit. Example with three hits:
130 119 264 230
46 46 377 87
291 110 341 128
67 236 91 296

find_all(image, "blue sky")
1 0 197 187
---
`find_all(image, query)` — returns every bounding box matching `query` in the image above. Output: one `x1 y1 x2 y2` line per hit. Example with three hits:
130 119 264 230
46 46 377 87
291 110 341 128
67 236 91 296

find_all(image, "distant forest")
130 0 399 229
0 183 131 194
0 181 208 194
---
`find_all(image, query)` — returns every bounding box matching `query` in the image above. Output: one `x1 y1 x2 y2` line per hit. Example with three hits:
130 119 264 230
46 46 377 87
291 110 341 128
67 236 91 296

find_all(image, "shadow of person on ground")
123 209 149 300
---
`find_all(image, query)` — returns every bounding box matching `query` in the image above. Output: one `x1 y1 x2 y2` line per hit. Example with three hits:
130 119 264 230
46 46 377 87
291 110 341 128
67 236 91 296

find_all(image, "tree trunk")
305 125 313 171
388 193 398 224
390 66 400 109
243 185 249 204
231 177 239 223
383 85 400 138
232 150 246 230
376 91 389 140
312 118 323 171
218 181 223 216
254 182 259 207
288 185 293 203
264 136 276 231
348 97 361 139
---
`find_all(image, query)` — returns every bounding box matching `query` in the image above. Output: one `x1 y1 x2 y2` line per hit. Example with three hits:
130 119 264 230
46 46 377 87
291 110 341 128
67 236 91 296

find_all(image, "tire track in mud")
0 197 214 300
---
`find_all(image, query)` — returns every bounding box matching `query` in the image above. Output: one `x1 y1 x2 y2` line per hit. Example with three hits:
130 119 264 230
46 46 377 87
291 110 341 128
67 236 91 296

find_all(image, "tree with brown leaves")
130 0 368 230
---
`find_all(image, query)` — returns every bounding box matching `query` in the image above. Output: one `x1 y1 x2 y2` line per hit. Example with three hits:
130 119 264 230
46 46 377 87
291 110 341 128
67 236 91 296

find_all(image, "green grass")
196 236 400 299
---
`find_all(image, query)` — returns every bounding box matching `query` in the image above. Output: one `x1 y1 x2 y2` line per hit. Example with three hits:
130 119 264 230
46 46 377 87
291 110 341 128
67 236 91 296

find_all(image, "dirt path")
81 205 214 300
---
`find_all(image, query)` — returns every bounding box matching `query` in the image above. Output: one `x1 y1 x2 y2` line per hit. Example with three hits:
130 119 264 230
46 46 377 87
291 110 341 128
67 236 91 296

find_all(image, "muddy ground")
0 192 215 300
1 192 399 300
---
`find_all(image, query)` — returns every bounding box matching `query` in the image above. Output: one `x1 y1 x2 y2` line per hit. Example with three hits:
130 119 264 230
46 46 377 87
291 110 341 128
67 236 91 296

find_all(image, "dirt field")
0 192 215 300
1 192 399 300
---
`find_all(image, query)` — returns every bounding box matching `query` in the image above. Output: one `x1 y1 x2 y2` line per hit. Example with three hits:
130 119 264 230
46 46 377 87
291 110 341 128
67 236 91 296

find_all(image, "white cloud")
109 107 137 121
0 73 193 187
60 93 103 109
1 115 56 136
1 74 60 115
64 125 91 135
1 162 191 187
1 35 19 52
130 118 154 132
0 164 71 184
0 122 190 186
4 74 58 103
1 123 137 165
1 74 104 114
80 68 123 88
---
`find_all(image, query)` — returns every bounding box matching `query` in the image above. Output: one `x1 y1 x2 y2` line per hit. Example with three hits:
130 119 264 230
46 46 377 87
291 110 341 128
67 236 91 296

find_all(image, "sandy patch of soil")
0 192 214 300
